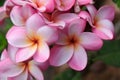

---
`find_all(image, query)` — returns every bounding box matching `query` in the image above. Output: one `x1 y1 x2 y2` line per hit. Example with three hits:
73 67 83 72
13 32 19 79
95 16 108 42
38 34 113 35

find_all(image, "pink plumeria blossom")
6 13 58 63
10 4 36 26
0 0 14 22
49 19 103 71
11 0 55 13
0 49 48 80
81 4 115 40
55 0 75 11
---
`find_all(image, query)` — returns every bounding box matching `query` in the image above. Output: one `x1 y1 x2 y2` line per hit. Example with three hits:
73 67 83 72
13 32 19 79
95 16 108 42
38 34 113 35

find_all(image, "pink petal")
68 46 87 71
44 0 55 12
78 0 93 5
96 5 115 21
68 19 86 36
11 0 28 5
55 13 79 24
1 49 8 60
16 44 37 63
10 4 36 26
56 30 68 45
55 0 75 11
49 45 74 66
80 32 103 50
79 11 93 26
29 61 44 80
33 42 50 62
26 13 45 34
0 7 8 21
0 59 25 77
37 26 58 44
93 19 114 40
9 69 28 80
7 45 18 62
6 26 32 47
86 4 97 21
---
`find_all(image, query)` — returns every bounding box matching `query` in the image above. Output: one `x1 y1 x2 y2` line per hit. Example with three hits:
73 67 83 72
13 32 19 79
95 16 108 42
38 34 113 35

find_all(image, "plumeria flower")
42 11 80 29
10 4 36 26
11 0 55 13
6 13 58 63
49 19 103 71
55 0 75 11
80 4 115 40
0 48 48 80
0 0 14 22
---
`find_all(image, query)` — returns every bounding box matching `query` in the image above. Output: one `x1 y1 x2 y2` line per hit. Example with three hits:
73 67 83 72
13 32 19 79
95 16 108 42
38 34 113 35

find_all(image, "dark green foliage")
113 0 120 8
94 40 120 67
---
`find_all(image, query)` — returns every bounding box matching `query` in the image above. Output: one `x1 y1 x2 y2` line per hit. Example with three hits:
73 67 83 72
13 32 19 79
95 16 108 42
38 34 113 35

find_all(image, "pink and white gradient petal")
68 46 87 71
93 19 114 40
0 59 25 77
16 44 37 63
26 13 45 33
68 19 86 36
33 42 50 62
37 26 58 44
80 32 103 50
6 27 32 48
29 62 44 80
96 5 115 21
49 45 74 66
9 69 28 80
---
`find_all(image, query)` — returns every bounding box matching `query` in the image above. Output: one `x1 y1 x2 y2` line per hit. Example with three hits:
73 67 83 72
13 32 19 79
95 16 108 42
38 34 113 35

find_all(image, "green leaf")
94 40 120 67
0 33 7 53
113 0 120 8
0 0 4 6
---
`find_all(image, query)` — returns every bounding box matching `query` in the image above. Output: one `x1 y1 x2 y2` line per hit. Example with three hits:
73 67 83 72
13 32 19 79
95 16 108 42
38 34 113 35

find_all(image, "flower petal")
9 69 28 80
10 5 36 26
96 5 115 21
78 0 93 5
68 46 87 71
6 26 32 47
55 13 79 24
86 4 97 21
29 61 44 80
56 30 68 45
33 42 50 62
80 32 103 50
93 19 114 40
49 45 74 66
0 7 8 21
7 45 18 62
68 19 86 36
37 26 58 44
0 59 25 77
55 0 75 11
1 49 8 60
26 13 45 34
16 44 37 63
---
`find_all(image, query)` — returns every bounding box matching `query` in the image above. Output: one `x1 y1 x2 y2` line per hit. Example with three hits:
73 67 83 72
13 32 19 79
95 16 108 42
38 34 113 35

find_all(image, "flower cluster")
0 0 115 80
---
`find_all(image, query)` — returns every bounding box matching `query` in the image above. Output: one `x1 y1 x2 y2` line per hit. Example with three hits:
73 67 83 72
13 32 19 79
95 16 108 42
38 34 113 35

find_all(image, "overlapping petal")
6 26 32 47
16 44 37 62
80 32 103 50
33 41 49 62
96 5 115 21
49 45 74 66
68 46 87 71
55 0 75 11
93 19 114 40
